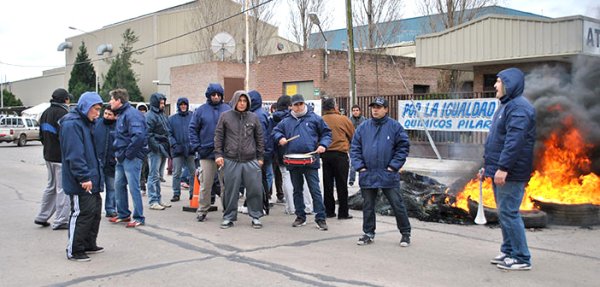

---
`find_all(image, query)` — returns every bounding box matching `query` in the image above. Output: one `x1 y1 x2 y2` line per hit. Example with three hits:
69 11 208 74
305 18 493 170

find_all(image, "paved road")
1 142 599 286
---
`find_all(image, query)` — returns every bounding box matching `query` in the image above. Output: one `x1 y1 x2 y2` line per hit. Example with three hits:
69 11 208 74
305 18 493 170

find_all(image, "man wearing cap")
214 91 264 229
60 91 104 261
34 88 72 230
189 83 231 222
321 98 355 220
273 94 332 230
350 97 412 247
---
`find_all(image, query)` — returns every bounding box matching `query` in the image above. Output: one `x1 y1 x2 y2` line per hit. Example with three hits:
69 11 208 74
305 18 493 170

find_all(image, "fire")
454 126 599 211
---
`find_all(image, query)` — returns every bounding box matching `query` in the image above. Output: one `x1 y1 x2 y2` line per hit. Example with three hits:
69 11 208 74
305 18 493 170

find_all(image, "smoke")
524 56 600 174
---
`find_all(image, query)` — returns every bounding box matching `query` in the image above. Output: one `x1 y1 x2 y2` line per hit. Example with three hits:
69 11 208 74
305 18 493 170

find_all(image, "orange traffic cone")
182 169 200 212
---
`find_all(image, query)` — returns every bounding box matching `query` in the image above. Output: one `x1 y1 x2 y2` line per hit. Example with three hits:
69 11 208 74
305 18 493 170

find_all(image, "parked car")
0 116 40 146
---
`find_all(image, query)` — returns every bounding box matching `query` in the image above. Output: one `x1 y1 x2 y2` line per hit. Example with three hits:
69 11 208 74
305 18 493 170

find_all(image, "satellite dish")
211 32 236 61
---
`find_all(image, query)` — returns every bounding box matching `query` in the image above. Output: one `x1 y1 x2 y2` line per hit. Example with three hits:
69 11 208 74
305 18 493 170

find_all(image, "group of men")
33 67 535 271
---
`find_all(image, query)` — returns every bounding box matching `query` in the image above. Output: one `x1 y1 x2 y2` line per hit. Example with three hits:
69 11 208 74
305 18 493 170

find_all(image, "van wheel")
17 134 26 147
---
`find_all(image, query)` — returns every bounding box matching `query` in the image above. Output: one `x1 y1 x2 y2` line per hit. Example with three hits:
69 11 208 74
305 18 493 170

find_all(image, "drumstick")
287 135 300 142
304 150 318 156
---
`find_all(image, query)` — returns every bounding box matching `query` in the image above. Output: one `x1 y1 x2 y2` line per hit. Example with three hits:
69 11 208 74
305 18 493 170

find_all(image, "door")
223 78 245 103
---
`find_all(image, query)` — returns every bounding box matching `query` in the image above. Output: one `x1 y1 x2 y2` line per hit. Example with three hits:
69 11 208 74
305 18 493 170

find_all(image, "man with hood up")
248 90 274 211
59 91 104 262
94 106 117 218
484 67 535 271
145 93 172 210
168 97 195 202
214 91 264 229
189 83 231 222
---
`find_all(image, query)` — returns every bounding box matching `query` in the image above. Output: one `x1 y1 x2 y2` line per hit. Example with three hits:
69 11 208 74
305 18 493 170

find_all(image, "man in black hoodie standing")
34 88 72 230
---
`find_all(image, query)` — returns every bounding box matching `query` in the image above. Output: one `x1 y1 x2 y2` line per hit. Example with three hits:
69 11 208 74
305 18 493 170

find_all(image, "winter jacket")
322 109 354 153
146 93 171 158
484 68 536 182
350 115 366 129
168 97 193 158
248 90 273 160
214 91 264 162
113 102 148 162
59 92 103 195
271 109 290 164
189 83 231 159
94 117 116 176
272 106 332 169
350 115 410 189
39 102 69 162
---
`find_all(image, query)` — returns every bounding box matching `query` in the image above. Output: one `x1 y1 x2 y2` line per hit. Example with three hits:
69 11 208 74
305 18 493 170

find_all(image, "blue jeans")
147 152 164 205
115 158 145 223
290 167 325 221
172 155 195 198
493 181 531 264
361 187 411 238
102 170 116 214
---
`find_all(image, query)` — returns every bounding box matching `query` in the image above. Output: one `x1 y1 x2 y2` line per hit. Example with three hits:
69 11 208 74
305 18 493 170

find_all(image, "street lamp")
309 13 328 77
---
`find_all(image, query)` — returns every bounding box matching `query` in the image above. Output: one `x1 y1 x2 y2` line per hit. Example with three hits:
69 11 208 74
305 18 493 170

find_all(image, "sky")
0 0 598 83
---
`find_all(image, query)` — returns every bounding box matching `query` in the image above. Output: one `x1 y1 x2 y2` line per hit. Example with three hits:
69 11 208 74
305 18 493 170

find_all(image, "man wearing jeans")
145 93 171 210
168 97 195 202
94 106 117 218
350 97 411 247
484 67 535 271
109 89 148 228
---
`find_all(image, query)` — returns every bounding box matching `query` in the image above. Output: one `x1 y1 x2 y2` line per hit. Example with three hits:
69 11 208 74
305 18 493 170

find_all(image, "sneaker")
85 246 104 254
251 218 263 229
170 195 180 202
150 203 165 210
34 220 50 227
349 182 354 186
400 234 411 247
160 178 166 183
292 217 306 227
196 213 207 222
160 202 172 208
238 206 248 214
126 220 144 228
496 257 532 271
315 219 328 231
490 252 508 264
181 182 190 189
220 220 234 229
326 213 337 218
357 234 374 245
338 215 353 220
109 216 131 223
105 212 118 218
68 253 91 262
52 224 69 230
276 198 285 204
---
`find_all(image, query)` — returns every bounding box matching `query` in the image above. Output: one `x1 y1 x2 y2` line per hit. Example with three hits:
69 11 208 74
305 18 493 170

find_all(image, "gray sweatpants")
222 158 264 221
35 161 70 227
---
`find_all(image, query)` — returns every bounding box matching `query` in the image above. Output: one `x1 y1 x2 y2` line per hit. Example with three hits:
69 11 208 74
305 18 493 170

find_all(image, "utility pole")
244 0 250 91
345 0 357 107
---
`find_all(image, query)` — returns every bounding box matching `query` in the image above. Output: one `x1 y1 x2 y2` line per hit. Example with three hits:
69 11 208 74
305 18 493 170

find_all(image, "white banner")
397 98 499 132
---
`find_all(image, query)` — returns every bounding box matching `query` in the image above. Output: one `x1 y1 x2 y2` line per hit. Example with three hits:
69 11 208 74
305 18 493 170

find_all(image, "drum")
283 153 316 166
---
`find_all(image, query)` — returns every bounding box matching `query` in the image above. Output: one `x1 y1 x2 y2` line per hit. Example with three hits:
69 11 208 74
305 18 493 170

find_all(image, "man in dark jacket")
249 90 274 210
146 93 171 210
109 89 148 228
348 105 366 186
273 94 332 230
484 67 535 271
34 88 72 230
168 97 195 202
94 106 117 218
60 91 104 262
189 83 231 222
350 97 411 247
214 91 264 229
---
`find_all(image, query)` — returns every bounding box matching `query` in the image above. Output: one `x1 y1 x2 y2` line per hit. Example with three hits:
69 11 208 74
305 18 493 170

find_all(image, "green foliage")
68 41 97 101
100 28 145 102
1 89 23 106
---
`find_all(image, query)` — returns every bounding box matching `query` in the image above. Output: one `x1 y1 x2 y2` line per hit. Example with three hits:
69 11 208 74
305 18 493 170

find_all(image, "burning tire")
468 199 548 228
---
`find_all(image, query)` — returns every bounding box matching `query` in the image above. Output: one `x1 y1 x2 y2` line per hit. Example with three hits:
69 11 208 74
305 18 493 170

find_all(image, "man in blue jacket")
109 89 148 228
168 97 195 202
189 83 231 222
249 90 274 210
350 97 411 247
94 106 117 218
273 94 332 230
484 67 535 271
146 93 172 210
60 91 104 262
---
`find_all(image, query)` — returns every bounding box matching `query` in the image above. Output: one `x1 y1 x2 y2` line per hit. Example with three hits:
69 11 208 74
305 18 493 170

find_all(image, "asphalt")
1 143 598 287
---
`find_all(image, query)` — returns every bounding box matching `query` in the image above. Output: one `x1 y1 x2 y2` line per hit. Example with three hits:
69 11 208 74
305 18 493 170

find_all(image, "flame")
454 126 599 211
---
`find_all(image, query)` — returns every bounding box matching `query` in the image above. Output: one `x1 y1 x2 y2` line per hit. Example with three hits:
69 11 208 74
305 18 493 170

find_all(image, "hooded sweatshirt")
168 97 193 157
189 83 231 159
146 93 171 157
248 90 274 159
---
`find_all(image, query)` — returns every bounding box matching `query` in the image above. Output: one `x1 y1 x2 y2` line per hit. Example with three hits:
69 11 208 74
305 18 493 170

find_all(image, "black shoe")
349 182 354 186
160 178 166 183
68 253 91 262
338 215 353 220
105 212 118 218
196 213 207 222
220 220 234 229
52 224 68 230
357 234 374 245
34 220 50 227
85 246 104 254
326 213 337 218
170 195 180 202
292 217 306 227
315 219 328 231
400 234 411 247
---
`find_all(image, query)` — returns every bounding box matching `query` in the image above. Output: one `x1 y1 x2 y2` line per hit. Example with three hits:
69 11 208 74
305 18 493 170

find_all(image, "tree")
244 0 277 59
352 0 404 50
100 28 144 102
287 0 329 50
68 41 97 102
190 0 241 62
1 89 23 107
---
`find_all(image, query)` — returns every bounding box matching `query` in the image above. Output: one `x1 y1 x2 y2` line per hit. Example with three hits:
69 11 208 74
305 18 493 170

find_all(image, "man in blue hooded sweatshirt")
145 93 172 210
248 90 274 210
60 91 104 262
169 97 195 202
484 67 535 271
189 83 231 222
